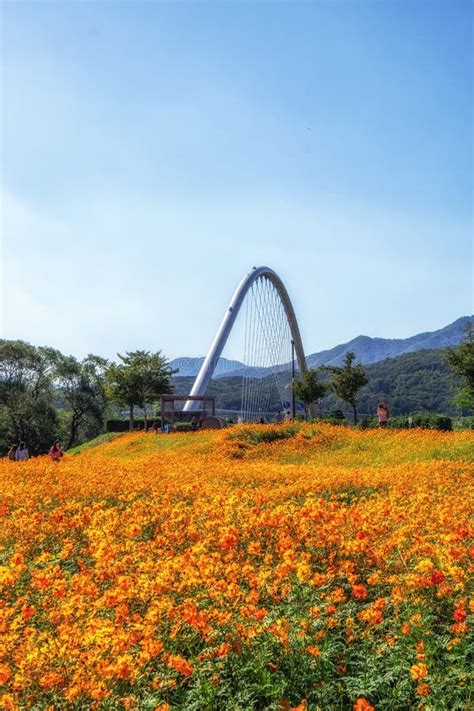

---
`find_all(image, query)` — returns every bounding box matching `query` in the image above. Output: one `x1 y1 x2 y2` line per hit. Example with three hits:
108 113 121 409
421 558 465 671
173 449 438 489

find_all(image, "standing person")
15 442 29 461
377 402 389 428
7 444 18 461
49 440 64 462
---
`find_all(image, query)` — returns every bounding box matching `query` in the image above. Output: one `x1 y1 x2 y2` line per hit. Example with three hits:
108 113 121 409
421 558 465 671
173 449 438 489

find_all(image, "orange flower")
167 654 194 677
0 665 11 685
291 701 307 711
410 663 428 681
430 570 445 585
416 640 426 660
353 699 375 711
0 424 472 709
416 682 430 697
352 584 368 600
39 671 63 689
453 606 466 622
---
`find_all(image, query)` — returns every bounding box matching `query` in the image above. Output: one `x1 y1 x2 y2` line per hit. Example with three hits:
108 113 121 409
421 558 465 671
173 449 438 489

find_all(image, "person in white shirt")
15 442 29 461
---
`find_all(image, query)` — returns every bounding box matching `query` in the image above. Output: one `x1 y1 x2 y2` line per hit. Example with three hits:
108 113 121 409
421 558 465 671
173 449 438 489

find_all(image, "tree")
54 354 109 449
106 350 176 430
294 368 326 419
445 323 474 411
0 340 61 453
324 351 368 424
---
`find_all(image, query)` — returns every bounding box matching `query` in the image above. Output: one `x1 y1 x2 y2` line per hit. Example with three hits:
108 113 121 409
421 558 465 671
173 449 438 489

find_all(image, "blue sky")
1 0 472 361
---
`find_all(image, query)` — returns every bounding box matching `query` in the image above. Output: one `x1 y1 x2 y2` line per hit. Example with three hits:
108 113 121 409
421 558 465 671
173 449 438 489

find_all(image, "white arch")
183 266 308 412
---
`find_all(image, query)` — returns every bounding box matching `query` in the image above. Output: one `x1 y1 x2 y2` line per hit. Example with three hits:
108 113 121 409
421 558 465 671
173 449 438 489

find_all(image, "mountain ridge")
171 315 472 378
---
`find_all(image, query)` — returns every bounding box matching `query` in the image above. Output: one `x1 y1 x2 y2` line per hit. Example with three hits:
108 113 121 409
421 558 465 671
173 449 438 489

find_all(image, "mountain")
306 316 472 367
170 356 245 378
172 316 472 378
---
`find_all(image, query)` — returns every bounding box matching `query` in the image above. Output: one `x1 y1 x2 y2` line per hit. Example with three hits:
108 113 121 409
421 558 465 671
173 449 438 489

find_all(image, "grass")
67 432 123 455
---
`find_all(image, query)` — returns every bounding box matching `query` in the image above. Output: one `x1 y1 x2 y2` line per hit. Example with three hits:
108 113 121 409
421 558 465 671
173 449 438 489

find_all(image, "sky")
1 0 472 362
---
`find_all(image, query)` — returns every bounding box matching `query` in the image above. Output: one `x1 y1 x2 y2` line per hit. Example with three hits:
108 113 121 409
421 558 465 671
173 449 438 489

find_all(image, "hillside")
171 348 460 417
171 315 471 378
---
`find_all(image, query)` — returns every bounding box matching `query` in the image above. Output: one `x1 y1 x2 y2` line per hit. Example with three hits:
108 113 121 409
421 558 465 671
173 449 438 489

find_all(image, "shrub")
320 410 348 426
228 423 299 445
388 412 452 431
106 419 161 432
174 422 193 433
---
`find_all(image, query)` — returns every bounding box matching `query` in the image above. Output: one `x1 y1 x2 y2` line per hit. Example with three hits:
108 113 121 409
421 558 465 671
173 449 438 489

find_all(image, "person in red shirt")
49 440 64 462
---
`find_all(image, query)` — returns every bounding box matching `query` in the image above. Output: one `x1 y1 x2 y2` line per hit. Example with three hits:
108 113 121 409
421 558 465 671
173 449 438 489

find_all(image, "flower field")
0 423 473 710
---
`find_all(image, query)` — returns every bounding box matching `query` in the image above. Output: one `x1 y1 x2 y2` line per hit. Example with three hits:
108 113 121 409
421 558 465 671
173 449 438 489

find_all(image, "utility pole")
291 339 296 419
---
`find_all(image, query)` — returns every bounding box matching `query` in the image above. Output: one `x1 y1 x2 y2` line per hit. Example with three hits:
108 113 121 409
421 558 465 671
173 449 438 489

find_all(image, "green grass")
68 432 123 455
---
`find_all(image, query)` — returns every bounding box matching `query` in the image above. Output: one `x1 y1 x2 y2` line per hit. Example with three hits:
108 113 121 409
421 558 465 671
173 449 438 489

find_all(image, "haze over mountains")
171 316 471 379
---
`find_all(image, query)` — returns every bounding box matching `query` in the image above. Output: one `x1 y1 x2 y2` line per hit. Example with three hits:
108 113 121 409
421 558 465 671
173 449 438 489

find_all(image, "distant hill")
306 316 472 368
170 356 246 378
171 316 472 378
171 347 465 417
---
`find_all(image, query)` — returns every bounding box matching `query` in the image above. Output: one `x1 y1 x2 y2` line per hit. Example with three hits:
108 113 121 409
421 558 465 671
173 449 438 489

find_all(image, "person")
259 417 266 425
15 442 29 461
49 440 64 462
191 416 199 432
150 421 159 434
273 410 284 424
237 415 244 425
7 444 17 461
377 403 389 428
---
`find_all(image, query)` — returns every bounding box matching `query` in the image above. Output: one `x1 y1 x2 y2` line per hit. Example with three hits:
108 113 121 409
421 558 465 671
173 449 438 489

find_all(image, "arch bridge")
183 266 310 418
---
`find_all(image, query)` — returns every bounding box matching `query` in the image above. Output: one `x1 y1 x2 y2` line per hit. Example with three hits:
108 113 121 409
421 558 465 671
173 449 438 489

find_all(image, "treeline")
0 342 175 455
1 328 471 452
172 348 471 419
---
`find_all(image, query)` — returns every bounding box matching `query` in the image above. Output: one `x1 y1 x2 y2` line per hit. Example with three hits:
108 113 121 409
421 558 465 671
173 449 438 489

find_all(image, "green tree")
294 368 326 419
324 351 368 424
54 354 109 449
106 350 175 430
445 323 474 411
0 340 61 453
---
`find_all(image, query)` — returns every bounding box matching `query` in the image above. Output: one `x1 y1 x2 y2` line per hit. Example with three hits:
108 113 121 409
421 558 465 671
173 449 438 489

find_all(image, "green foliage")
229 423 299 445
358 412 453 431
294 368 326 417
54 353 109 449
323 351 368 424
0 340 62 454
172 349 461 420
445 322 474 411
106 350 176 431
390 412 453 431
106 418 162 432
173 422 194 432
0 340 174 453
67 432 122 455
